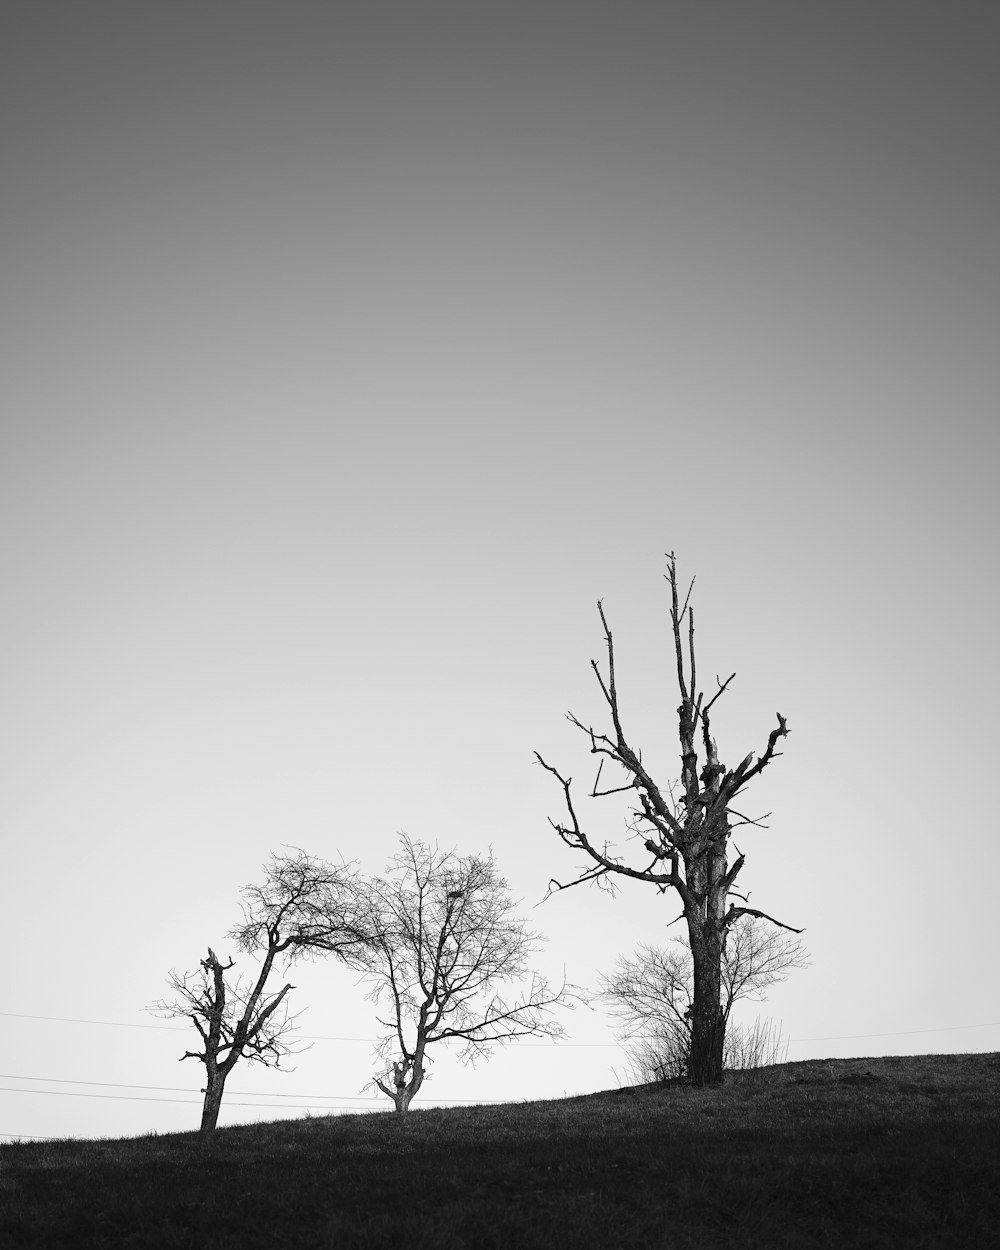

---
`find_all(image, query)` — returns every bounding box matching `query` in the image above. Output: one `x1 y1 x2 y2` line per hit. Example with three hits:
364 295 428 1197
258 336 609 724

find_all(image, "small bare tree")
603 916 809 1081
152 849 371 1138
536 553 802 1086
349 834 570 1112
152 946 298 1140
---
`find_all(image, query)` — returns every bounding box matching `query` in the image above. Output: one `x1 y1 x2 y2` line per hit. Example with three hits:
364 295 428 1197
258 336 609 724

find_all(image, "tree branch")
535 752 683 897
724 904 804 934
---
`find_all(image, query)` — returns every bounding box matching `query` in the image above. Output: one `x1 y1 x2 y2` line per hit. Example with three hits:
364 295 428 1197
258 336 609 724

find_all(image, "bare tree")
536 553 802 1086
151 849 371 1138
349 834 570 1112
602 916 809 1081
151 945 298 1140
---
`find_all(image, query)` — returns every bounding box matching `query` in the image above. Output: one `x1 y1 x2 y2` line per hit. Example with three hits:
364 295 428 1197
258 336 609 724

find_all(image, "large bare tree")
349 834 569 1112
602 915 809 1081
152 849 371 1138
535 553 801 1086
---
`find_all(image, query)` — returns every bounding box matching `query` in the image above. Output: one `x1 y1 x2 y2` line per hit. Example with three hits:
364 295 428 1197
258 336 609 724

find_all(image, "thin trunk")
200 1073 226 1138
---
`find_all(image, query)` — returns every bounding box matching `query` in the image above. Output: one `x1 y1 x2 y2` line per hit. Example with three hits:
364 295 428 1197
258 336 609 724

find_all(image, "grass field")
2 1052 997 1248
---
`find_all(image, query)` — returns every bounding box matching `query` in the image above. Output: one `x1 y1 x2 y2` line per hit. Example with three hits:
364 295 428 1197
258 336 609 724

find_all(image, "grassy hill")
2 1053 997 1248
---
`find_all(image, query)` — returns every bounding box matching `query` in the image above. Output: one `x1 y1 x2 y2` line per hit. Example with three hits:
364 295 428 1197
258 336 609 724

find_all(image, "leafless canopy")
348 834 570 1110
602 918 808 1081
602 916 810 1039
535 552 797 937
230 848 371 961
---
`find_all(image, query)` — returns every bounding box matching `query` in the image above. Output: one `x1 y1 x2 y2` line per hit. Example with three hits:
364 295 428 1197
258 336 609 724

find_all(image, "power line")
0 1074 355 1098
0 1074 498 1103
0 1012 188 1033
0 1012 379 1041
0 1086 501 1110
0 1011 369 1040
0 1010 618 1046
4 1009 996 1049
0 1087 204 1106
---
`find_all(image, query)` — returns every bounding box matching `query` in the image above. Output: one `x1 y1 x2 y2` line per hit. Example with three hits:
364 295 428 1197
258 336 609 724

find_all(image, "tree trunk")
392 1087 415 1113
688 929 725 1086
200 1074 226 1139
384 1054 425 1113
396 1057 425 1113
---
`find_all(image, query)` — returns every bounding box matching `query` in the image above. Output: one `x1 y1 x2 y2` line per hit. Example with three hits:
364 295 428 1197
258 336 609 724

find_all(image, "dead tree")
348 834 569 1112
535 553 801 1087
152 945 297 1140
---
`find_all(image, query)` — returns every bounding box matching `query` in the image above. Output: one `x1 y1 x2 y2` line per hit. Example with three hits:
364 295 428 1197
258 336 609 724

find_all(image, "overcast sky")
2 2 998 1142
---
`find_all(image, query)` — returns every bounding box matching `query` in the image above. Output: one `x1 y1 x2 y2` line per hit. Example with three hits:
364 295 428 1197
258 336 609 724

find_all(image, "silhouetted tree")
536 553 802 1086
349 834 569 1112
152 849 371 1138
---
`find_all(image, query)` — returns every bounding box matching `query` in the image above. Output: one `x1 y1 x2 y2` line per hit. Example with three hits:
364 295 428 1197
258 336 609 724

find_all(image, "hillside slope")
2 1053 998 1248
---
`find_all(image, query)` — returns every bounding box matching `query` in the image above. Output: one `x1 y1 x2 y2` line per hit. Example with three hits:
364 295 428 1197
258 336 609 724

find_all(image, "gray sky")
2 2 998 1141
